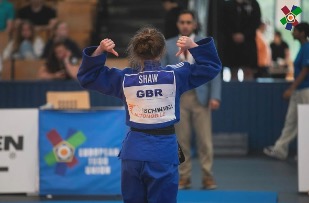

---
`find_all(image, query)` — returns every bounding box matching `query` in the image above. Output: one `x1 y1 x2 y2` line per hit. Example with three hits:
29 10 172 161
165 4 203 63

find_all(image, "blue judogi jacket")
162 35 222 106
77 37 222 164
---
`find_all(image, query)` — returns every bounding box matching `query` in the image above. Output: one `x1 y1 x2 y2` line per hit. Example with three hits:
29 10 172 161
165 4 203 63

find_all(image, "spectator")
255 22 271 78
17 0 57 31
0 0 14 74
38 41 78 80
0 0 14 33
270 31 291 78
162 10 222 190
222 0 261 80
42 21 81 59
161 0 183 39
3 21 44 60
264 22 309 160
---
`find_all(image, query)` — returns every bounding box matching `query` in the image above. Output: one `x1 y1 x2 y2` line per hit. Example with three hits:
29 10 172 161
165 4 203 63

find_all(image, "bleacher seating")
57 0 97 48
9 0 97 48
1 59 44 80
0 58 128 80
0 32 9 54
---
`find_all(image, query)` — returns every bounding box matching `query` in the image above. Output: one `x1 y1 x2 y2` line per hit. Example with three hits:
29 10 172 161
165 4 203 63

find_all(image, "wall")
0 81 291 152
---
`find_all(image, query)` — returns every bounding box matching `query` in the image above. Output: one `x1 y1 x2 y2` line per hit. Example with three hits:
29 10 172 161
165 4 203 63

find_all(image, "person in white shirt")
3 20 44 60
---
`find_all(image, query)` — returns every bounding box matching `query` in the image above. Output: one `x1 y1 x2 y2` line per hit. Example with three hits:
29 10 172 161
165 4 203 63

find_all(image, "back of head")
127 27 166 69
294 22 309 38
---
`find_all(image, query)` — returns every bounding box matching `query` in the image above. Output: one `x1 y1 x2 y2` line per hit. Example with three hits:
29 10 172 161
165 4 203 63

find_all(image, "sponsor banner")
298 105 309 192
0 109 38 193
39 109 127 195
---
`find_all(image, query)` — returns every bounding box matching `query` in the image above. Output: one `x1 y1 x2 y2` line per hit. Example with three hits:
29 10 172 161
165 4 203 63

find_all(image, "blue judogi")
77 37 221 203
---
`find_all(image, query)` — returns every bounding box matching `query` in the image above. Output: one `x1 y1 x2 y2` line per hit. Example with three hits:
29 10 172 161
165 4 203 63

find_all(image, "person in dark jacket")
222 0 261 80
161 0 183 39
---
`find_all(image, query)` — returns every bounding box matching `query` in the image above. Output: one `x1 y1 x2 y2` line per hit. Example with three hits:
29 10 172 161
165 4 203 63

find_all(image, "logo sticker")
280 5 302 31
44 129 86 176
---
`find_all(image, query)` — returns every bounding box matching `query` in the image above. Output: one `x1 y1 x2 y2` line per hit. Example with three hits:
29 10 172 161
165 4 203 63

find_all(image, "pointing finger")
111 49 119 57
175 49 183 57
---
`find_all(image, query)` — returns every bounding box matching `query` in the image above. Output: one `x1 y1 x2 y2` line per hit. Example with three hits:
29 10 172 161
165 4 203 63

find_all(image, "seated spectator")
16 0 57 31
38 41 78 80
42 21 82 59
270 30 291 78
0 0 14 75
0 0 14 33
3 20 44 60
255 22 271 78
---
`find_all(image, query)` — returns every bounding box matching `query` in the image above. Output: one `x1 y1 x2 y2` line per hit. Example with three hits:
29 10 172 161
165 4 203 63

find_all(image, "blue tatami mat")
177 190 278 203
13 190 278 203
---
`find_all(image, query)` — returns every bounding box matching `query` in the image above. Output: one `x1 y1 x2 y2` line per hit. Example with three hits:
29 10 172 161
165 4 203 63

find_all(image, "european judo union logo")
280 5 302 31
44 129 86 176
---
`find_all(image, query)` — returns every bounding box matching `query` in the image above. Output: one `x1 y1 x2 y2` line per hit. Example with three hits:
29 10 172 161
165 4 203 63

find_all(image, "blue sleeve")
77 47 124 99
173 37 222 94
209 72 222 101
301 45 309 68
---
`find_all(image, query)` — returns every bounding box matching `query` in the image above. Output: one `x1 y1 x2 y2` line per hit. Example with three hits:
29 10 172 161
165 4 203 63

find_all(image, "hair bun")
138 34 153 43
127 27 166 66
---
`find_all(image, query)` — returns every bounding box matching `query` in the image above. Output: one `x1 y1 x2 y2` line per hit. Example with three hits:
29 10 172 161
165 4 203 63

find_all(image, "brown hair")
127 26 166 69
46 41 68 73
178 10 197 22
51 21 67 39
294 22 309 38
13 20 35 54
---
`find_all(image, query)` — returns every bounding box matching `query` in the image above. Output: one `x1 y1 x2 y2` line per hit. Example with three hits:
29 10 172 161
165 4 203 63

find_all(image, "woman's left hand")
176 36 198 57
99 38 119 56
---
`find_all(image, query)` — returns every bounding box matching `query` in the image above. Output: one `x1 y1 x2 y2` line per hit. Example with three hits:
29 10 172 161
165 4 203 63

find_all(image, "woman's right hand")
176 36 198 57
98 38 119 57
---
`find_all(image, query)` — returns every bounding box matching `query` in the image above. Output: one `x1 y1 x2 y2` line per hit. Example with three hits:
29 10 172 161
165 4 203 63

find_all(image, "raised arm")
77 39 124 99
173 37 222 94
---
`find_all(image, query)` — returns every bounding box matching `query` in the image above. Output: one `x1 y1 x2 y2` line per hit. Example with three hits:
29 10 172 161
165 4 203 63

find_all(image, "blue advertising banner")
39 109 127 195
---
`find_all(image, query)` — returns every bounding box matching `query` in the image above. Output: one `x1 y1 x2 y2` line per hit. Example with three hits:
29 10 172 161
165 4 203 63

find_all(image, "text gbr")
137 89 163 98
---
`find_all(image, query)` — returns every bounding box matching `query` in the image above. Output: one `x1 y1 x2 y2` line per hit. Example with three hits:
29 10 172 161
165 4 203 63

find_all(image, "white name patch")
123 71 176 124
